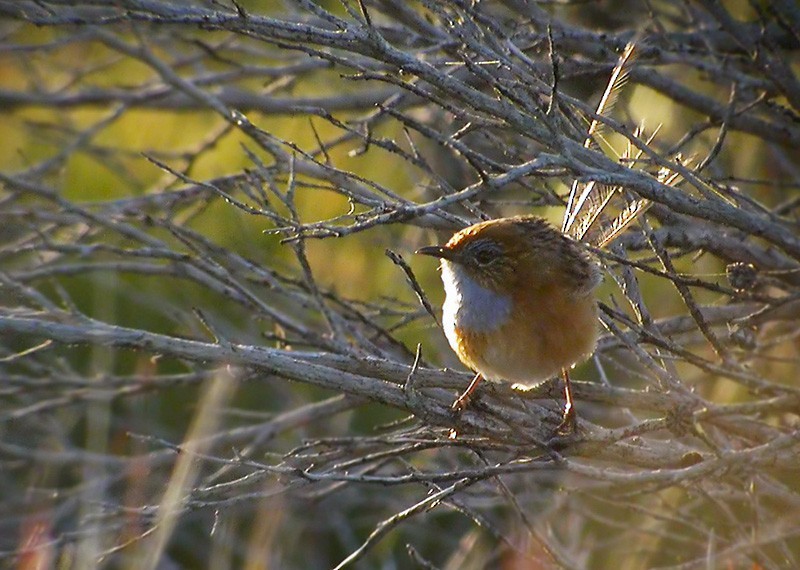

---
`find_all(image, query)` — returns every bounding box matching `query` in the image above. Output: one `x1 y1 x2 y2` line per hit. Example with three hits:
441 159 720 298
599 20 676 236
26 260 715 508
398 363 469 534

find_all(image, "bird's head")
416 216 563 294
417 215 601 298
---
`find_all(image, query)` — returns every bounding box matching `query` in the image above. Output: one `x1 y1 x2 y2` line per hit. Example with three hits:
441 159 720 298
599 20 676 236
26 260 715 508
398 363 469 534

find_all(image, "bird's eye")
473 246 497 265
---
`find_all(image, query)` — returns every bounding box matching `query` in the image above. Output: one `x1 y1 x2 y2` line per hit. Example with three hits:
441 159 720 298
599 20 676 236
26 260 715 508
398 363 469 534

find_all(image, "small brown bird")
416 41 684 431
417 216 601 430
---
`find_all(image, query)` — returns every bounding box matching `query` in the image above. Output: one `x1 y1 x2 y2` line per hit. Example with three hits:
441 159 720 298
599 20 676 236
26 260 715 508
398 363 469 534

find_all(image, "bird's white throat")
440 261 512 337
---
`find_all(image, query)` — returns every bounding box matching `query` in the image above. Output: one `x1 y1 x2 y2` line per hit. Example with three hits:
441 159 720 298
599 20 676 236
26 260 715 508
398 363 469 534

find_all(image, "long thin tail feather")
563 41 639 237
561 39 688 249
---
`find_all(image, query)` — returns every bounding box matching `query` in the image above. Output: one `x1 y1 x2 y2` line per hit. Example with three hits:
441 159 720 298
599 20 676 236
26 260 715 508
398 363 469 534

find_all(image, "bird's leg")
555 368 577 434
451 372 483 412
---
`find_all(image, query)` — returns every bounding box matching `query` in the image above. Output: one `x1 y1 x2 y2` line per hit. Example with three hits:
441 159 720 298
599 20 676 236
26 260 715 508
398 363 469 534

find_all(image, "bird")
417 216 601 432
415 40 685 432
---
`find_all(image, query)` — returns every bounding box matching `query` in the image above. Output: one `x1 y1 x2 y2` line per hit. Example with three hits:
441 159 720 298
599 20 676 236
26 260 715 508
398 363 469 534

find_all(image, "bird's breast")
439 260 598 385
440 262 512 343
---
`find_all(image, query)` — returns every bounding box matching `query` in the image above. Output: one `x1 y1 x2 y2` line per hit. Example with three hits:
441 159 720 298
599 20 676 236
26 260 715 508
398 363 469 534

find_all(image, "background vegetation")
1 0 799 568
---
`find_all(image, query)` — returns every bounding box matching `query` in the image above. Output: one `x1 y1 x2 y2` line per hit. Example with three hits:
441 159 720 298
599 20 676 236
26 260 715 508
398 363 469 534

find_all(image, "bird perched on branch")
417 215 601 431
418 42 683 432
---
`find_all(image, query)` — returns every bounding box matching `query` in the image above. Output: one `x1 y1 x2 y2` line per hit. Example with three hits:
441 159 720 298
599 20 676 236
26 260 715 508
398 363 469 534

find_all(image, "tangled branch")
1 1 799 568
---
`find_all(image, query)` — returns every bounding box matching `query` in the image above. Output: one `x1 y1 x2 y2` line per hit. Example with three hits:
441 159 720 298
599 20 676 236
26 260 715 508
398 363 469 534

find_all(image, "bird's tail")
561 40 688 248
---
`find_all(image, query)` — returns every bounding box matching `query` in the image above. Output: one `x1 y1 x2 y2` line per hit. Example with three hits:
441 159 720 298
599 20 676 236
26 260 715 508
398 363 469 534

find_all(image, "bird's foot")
450 392 472 413
451 372 483 413
554 405 577 436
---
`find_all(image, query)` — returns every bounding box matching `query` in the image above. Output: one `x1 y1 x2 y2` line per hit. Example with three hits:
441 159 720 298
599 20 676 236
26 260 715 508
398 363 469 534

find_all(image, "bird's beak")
415 245 460 262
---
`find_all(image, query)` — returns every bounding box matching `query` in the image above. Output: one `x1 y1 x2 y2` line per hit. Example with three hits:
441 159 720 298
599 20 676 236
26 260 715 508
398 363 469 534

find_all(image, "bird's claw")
555 406 577 435
450 394 471 413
